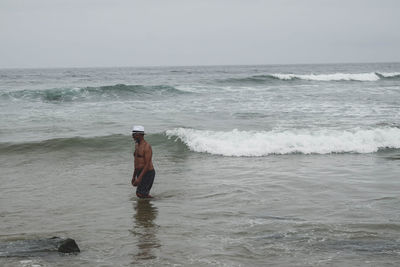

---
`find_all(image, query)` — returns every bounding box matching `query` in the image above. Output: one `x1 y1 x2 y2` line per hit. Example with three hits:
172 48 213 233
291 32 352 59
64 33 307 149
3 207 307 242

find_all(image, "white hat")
132 125 145 134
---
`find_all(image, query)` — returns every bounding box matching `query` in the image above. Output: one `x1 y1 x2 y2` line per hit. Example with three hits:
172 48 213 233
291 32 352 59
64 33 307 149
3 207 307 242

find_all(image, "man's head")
132 125 145 143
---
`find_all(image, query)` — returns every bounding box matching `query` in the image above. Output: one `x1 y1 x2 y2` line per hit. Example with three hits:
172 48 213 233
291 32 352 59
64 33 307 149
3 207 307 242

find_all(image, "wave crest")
166 127 400 157
0 134 129 153
0 133 172 154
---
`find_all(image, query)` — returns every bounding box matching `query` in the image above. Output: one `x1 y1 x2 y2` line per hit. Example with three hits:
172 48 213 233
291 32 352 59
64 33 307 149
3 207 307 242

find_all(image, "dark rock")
0 237 80 257
57 238 80 253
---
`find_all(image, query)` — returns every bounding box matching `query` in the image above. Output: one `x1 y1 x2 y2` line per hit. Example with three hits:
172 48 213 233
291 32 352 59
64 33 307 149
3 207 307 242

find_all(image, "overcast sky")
1 0 399 68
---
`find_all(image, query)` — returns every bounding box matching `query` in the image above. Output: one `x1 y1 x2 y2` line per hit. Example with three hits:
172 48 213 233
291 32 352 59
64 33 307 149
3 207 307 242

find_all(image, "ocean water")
1 63 400 266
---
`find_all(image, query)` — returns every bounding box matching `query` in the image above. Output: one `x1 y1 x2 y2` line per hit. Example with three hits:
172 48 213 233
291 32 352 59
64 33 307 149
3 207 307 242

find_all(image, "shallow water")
1 142 400 266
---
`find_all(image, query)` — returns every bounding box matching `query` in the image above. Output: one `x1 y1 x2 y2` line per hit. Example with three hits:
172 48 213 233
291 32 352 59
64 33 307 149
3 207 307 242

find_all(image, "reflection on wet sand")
132 199 160 261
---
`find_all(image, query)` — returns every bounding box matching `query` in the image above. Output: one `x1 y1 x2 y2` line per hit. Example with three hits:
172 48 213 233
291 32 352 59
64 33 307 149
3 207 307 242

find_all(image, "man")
131 125 155 198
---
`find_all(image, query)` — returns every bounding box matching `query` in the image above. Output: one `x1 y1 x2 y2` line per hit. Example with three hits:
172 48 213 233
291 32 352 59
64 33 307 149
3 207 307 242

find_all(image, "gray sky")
1 0 399 68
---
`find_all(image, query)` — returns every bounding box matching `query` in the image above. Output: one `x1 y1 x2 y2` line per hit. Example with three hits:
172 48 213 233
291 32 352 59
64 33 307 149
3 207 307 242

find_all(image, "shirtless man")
131 125 155 198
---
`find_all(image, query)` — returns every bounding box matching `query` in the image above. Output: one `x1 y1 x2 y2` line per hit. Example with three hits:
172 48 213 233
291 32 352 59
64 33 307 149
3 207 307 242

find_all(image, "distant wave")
220 72 400 84
166 127 400 157
1 84 188 102
220 76 279 84
270 72 400 81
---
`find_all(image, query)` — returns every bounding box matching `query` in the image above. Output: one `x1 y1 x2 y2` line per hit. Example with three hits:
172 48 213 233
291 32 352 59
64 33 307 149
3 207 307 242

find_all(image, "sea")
1 63 400 266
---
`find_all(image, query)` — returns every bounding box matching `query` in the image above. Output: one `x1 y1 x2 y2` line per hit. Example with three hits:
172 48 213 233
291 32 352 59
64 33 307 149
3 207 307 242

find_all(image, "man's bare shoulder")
144 141 152 150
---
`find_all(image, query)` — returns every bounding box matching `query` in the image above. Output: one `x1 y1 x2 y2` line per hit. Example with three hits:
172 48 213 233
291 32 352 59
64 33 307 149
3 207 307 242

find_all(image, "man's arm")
131 169 138 187
133 144 152 186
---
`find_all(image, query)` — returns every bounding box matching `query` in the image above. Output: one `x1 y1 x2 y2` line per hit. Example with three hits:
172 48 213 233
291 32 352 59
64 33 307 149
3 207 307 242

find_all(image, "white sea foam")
270 72 399 81
380 72 400 77
166 127 400 156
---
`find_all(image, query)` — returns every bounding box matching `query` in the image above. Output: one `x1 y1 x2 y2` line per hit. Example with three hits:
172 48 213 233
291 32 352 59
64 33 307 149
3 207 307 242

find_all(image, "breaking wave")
2 128 400 157
166 127 400 157
1 84 189 102
220 72 400 84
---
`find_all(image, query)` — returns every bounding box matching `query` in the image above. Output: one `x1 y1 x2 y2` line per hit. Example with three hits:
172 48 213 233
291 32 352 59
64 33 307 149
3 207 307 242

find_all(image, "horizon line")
1 61 400 71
